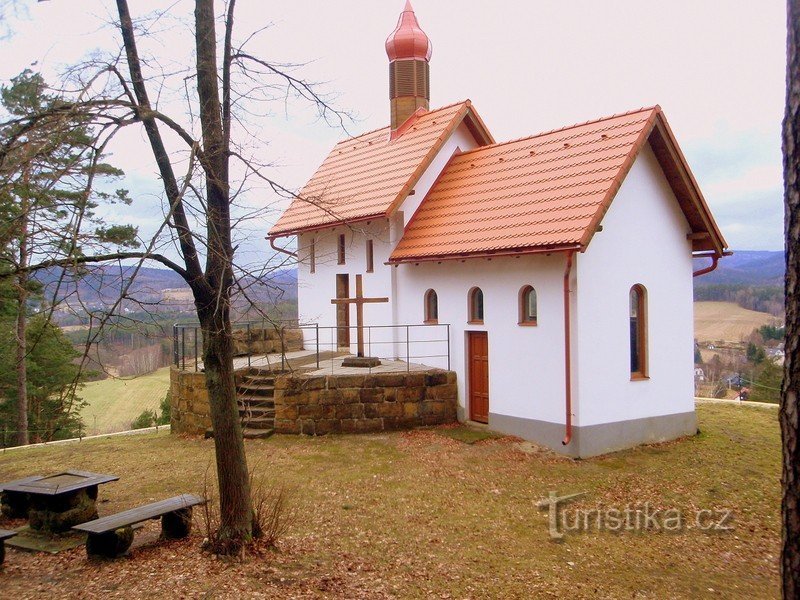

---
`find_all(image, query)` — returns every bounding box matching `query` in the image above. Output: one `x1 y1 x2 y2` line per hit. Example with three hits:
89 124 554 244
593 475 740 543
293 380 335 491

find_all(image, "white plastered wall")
394 253 570 424
574 141 695 427
296 220 393 355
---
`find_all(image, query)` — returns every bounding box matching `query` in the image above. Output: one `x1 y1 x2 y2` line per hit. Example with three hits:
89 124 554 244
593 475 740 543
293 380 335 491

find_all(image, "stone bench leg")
0 539 5 565
30 487 98 534
1 491 29 519
161 507 192 539
85 526 134 559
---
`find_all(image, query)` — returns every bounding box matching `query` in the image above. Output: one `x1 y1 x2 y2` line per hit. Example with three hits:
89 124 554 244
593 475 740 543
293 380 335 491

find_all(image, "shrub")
199 464 296 556
131 409 157 430
158 392 171 425
712 381 728 399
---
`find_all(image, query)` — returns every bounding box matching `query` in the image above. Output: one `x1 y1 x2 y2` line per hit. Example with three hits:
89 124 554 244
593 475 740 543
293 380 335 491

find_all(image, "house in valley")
267 2 729 457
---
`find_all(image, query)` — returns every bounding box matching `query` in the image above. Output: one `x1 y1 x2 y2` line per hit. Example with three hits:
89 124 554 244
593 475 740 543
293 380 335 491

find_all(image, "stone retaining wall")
231 327 304 357
170 368 211 435
169 367 458 436
273 371 457 435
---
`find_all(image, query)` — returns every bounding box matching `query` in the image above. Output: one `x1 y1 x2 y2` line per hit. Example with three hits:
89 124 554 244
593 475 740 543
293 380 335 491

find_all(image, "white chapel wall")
573 141 695 427
296 220 393 355
394 253 569 424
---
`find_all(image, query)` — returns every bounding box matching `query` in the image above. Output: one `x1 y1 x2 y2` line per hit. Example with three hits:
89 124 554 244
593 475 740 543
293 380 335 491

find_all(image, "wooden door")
468 331 489 423
335 274 350 348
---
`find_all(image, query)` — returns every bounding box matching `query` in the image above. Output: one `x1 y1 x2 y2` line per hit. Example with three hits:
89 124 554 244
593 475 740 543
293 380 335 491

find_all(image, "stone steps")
238 396 275 409
238 407 275 421
243 428 274 440
205 426 275 440
236 371 277 433
237 383 275 396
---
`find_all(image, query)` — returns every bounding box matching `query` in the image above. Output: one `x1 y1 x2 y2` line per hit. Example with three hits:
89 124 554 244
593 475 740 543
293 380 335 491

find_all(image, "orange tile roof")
389 106 728 262
268 101 492 237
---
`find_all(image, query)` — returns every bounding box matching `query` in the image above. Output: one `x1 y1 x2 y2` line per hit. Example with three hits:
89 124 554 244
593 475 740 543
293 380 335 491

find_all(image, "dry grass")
0 403 780 599
694 301 778 343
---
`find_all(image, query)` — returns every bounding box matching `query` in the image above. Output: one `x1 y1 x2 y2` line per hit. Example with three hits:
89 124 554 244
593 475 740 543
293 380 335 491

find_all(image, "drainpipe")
268 236 298 258
562 250 575 446
692 253 719 278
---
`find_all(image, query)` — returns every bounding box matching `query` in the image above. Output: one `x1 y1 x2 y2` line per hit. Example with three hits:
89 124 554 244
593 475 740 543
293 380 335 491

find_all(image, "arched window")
468 287 484 324
337 233 346 265
519 285 537 325
424 289 438 323
630 284 648 378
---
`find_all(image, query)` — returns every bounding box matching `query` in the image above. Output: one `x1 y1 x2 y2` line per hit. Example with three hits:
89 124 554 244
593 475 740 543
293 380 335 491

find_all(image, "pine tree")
0 70 136 445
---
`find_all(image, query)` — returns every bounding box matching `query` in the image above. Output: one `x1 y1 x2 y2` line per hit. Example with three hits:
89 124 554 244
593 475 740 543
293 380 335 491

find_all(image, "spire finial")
385 1 432 62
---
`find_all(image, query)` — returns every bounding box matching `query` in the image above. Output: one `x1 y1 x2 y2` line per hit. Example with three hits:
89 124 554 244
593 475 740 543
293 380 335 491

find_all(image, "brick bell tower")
385 1 432 131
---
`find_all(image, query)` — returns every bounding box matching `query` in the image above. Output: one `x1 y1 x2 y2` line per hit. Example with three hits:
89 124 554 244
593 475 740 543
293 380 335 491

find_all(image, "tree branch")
0 251 189 281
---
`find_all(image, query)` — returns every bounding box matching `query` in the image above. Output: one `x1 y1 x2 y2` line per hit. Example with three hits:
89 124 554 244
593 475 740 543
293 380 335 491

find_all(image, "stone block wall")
231 327 304 357
170 366 458 436
273 371 458 435
170 367 212 435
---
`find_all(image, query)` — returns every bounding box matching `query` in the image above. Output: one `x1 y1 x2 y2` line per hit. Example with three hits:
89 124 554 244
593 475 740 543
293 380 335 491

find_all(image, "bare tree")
0 0 344 552
782 0 800 595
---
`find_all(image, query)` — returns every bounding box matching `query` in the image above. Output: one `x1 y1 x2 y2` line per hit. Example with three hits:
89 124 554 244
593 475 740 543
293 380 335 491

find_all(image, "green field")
78 367 170 435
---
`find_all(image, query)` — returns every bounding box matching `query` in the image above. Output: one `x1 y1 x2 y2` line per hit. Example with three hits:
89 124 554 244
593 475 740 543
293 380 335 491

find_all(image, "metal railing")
173 321 451 373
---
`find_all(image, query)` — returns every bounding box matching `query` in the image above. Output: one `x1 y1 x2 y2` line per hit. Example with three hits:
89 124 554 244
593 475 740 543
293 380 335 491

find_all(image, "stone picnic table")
0 470 118 534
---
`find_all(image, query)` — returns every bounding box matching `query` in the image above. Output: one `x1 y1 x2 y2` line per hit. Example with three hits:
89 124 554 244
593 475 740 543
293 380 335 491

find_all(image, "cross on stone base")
331 274 388 365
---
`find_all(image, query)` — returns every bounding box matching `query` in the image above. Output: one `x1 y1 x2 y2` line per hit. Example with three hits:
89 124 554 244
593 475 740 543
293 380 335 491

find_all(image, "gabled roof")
389 106 728 263
268 101 493 238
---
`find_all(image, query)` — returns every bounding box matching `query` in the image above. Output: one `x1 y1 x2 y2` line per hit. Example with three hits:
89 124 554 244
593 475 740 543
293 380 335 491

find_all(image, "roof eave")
387 243 583 265
648 115 729 257
577 108 729 258
268 213 387 240
577 107 662 250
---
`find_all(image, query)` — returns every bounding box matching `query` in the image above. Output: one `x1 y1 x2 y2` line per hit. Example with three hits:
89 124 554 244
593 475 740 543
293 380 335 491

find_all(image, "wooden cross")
331 274 389 357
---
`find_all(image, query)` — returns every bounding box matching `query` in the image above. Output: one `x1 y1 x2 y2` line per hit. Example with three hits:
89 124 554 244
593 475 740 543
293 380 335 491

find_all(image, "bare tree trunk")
14 174 29 446
194 0 253 548
782 0 800 596
198 303 253 548
115 0 253 550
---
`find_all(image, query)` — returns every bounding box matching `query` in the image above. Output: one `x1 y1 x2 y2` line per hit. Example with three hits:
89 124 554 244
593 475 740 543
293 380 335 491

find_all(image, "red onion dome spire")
385 1 432 62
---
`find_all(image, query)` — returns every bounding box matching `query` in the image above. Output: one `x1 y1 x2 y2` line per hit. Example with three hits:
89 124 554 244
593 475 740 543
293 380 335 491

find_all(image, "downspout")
562 250 575 446
692 250 733 277
268 236 298 258
692 253 719 277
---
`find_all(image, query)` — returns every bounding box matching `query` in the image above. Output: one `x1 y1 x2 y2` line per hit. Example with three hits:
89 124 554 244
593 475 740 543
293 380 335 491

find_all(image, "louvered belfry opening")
390 59 430 129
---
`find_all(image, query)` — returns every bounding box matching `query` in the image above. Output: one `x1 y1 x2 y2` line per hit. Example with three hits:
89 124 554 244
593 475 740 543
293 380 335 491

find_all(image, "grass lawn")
78 367 171 435
0 403 780 599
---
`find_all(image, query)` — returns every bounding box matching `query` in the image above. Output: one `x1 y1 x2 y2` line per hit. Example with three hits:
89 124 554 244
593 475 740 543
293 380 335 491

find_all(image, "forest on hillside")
693 284 783 317
693 251 785 318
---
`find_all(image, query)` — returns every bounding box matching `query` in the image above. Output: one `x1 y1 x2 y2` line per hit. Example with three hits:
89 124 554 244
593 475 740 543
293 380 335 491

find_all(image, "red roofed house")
268 2 729 457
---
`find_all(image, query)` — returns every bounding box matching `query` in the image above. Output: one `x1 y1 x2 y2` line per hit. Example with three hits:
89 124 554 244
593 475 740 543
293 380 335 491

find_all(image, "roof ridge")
336 100 472 144
453 105 661 158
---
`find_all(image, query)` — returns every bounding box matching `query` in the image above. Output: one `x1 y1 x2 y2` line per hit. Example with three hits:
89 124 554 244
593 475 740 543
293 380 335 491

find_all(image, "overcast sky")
0 0 787 253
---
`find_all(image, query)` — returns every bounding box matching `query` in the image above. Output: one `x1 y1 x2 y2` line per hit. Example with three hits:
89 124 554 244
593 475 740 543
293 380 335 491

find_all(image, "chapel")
268 2 729 457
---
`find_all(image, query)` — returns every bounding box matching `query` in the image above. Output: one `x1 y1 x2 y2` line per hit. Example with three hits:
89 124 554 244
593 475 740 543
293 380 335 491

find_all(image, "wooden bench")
0 529 17 565
72 494 205 558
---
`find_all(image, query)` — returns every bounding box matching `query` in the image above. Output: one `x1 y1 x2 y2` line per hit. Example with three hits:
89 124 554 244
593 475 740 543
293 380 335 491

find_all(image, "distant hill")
35 265 298 318
694 250 783 286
